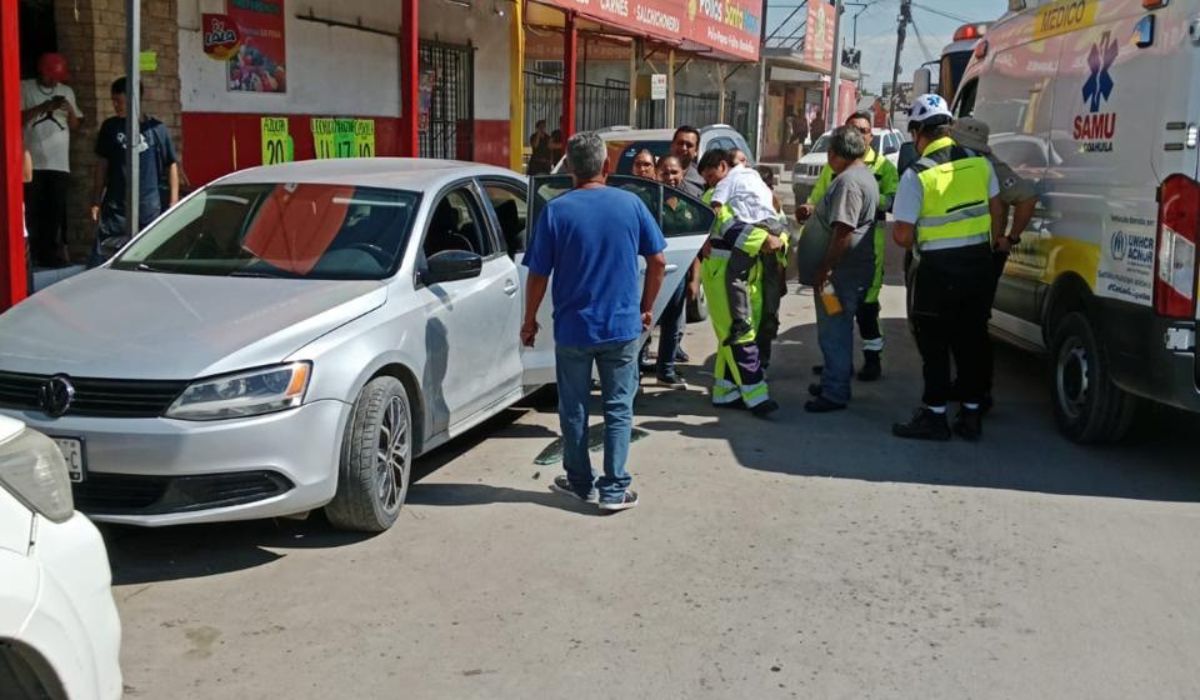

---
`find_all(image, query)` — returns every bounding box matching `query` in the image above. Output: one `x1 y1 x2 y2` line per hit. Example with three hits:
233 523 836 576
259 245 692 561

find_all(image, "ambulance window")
955 79 979 118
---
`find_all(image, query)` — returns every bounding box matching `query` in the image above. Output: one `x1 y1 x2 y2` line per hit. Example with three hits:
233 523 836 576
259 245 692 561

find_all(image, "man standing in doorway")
522 131 667 512
671 125 706 197
21 53 82 267
91 77 179 266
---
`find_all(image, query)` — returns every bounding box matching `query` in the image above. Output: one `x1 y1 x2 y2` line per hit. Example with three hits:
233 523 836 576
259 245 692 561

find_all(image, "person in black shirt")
90 77 178 265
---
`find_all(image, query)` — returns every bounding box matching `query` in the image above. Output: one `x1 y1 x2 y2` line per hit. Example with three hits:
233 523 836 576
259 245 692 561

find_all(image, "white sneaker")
598 490 639 512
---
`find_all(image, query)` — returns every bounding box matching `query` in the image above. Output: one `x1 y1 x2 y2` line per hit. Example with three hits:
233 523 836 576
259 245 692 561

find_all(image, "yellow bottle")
820 281 843 316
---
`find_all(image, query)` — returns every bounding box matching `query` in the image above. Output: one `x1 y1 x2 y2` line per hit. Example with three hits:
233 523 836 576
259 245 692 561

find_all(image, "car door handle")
666 264 679 273
503 279 519 296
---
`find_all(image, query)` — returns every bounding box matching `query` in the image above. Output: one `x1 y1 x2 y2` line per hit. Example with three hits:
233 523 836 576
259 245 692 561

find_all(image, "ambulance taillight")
1154 174 1199 319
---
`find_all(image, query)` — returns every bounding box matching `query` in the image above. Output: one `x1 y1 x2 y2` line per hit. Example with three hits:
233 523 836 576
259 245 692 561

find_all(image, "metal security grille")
419 41 474 160
524 72 630 133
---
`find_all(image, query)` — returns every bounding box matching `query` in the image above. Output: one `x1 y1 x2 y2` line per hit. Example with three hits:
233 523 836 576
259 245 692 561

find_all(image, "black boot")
857 351 882 382
893 408 952 441
953 406 983 441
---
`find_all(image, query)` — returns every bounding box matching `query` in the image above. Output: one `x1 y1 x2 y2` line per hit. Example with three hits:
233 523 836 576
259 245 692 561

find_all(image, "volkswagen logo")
38 375 76 418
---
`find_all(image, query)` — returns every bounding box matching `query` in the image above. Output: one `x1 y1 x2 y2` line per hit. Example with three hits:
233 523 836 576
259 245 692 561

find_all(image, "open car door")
517 174 713 387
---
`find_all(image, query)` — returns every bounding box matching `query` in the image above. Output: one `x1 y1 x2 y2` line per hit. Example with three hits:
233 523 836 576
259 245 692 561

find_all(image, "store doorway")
418 40 474 161
19 0 57 78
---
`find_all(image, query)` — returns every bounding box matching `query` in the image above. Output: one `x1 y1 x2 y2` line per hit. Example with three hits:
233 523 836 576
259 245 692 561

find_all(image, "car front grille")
0 371 188 418
74 471 294 515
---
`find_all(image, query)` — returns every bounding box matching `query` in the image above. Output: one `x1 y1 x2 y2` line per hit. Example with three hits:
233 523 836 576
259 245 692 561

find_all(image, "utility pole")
753 0 769 159
888 0 912 126
125 0 141 241
827 0 844 130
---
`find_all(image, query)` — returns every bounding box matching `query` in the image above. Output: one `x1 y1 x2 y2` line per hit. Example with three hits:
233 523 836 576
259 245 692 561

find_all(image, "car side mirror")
422 250 483 285
897 142 918 175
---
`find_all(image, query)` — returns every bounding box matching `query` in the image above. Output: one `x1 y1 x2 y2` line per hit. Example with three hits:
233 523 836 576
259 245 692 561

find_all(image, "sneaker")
598 490 639 512
953 407 983 442
857 352 882 382
750 399 780 418
550 475 598 504
892 408 952 441
656 371 688 389
674 348 690 363
805 396 847 413
808 383 823 398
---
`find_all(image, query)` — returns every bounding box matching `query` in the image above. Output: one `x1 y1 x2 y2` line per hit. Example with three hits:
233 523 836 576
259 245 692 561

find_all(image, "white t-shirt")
20 79 82 173
712 164 778 225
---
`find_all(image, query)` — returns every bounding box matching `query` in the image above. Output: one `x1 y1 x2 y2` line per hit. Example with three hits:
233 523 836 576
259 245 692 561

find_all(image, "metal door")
418 41 474 161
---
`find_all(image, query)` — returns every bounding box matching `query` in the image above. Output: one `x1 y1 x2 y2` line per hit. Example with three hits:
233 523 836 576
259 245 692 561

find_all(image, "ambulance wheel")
1049 312 1138 444
687 285 709 323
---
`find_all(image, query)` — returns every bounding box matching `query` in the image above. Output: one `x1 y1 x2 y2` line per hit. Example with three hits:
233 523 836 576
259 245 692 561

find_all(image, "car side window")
662 189 715 238
482 182 528 256
423 188 494 260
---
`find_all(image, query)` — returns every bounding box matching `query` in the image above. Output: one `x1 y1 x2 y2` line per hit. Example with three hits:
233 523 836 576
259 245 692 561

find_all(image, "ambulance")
951 0 1200 442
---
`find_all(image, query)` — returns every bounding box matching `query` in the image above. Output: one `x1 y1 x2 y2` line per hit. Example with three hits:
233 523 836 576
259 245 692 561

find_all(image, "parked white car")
791 127 907 204
0 159 709 532
0 415 122 700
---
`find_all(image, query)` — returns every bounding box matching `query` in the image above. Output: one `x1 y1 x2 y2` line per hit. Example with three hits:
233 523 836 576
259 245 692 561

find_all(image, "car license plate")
51 437 86 483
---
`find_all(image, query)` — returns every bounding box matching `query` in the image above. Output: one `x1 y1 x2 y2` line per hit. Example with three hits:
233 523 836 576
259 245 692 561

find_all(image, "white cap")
908 93 953 125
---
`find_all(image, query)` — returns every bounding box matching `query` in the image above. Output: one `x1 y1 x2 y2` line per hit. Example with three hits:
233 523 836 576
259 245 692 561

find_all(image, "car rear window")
612 141 674 175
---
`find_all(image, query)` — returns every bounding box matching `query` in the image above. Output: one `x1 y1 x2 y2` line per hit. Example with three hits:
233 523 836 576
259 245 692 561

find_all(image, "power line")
911 2 973 24
909 16 935 63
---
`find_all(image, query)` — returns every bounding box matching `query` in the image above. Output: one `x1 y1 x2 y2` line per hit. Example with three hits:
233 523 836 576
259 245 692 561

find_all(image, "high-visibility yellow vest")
911 136 992 252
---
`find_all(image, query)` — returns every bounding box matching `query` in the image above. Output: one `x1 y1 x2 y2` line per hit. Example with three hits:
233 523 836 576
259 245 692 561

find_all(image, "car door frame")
411 177 524 436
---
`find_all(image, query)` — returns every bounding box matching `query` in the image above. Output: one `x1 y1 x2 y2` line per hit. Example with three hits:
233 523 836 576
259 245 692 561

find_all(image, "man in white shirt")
21 53 82 267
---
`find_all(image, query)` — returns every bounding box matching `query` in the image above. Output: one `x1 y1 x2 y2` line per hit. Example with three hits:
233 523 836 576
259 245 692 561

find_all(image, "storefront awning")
525 0 760 63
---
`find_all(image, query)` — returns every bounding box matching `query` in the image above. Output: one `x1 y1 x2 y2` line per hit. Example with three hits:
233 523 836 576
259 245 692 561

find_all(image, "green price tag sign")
355 119 376 158
333 119 357 158
311 118 336 159
260 117 290 166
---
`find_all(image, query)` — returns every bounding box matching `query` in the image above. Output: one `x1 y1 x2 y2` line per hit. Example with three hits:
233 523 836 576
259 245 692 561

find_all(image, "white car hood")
0 269 387 380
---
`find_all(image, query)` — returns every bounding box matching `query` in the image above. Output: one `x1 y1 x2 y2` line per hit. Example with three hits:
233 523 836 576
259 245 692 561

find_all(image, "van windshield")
111 183 421 280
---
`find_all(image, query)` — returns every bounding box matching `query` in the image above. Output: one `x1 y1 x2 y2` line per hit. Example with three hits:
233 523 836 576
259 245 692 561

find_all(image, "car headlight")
0 427 74 523
166 362 311 421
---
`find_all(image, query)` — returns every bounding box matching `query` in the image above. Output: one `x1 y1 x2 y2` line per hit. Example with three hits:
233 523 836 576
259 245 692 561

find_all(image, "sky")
765 0 1010 93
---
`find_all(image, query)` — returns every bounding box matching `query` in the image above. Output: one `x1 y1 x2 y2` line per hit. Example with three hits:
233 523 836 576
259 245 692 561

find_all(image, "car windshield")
810 134 884 154
112 183 421 280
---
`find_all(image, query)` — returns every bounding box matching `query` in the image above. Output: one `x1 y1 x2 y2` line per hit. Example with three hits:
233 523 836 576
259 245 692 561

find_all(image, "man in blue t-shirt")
522 131 667 512
90 76 178 266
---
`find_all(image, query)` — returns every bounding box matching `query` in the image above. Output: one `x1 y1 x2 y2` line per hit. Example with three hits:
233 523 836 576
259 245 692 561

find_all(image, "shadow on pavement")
406 482 598 515
639 317 1200 504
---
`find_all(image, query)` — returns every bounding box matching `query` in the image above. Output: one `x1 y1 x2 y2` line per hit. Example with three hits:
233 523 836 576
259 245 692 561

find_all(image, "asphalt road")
103 231 1200 698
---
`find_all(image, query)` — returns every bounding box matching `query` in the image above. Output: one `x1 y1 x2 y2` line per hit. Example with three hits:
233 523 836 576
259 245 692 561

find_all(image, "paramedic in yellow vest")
798 111 899 382
890 94 1006 442
950 117 1038 413
697 149 783 417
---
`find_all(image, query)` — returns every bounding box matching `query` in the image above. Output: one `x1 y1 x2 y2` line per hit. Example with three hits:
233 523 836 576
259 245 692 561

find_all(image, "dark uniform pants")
910 258 993 407
982 250 1009 395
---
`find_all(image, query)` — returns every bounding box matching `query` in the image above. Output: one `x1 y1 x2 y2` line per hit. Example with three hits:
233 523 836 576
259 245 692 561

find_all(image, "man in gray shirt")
805 126 880 413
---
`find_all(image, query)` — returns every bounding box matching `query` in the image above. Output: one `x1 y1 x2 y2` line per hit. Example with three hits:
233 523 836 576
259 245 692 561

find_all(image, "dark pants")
982 250 1009 395
654 277 687 376
911 259 993 407
759 255 784 369
856 301 882 352
24 170 70 267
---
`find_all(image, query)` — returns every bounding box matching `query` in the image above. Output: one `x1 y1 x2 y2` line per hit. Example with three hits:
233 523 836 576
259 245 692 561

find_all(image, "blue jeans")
656 278 687 376
555 337 640 502
815 271 868 405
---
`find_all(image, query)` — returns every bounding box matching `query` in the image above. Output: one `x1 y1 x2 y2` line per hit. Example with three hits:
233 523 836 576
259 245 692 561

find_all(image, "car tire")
686 284 709 323
1049 311 1138 444
325 377 412 532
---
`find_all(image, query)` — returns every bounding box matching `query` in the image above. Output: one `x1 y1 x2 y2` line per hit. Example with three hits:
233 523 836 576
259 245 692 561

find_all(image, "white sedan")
0 160 710 532
0 415 122 699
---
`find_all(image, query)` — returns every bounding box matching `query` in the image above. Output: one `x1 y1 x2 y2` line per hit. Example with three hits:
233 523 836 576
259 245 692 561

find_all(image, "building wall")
53 0 182 252
177 0 513 184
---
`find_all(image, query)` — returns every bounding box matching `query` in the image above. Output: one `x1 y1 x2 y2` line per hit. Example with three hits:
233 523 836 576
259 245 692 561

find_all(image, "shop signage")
355 120 376 158
312 118 376 158
227 0 287 93
202 13 242 61
650 74 667 100
261 117 291 165
538 0 760 61
311 118 336 159
334 119 357 157
803 0 835 69
139 51 158 73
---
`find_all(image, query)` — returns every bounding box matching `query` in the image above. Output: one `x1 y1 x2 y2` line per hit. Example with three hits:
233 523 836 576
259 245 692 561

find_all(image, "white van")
952 0 1200 442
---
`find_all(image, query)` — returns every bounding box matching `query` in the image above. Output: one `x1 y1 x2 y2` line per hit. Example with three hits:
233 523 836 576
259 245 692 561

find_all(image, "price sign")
650 74 667 101
355 119 376 158
260 117 291 165
334 119 357 158
311 118 336 159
